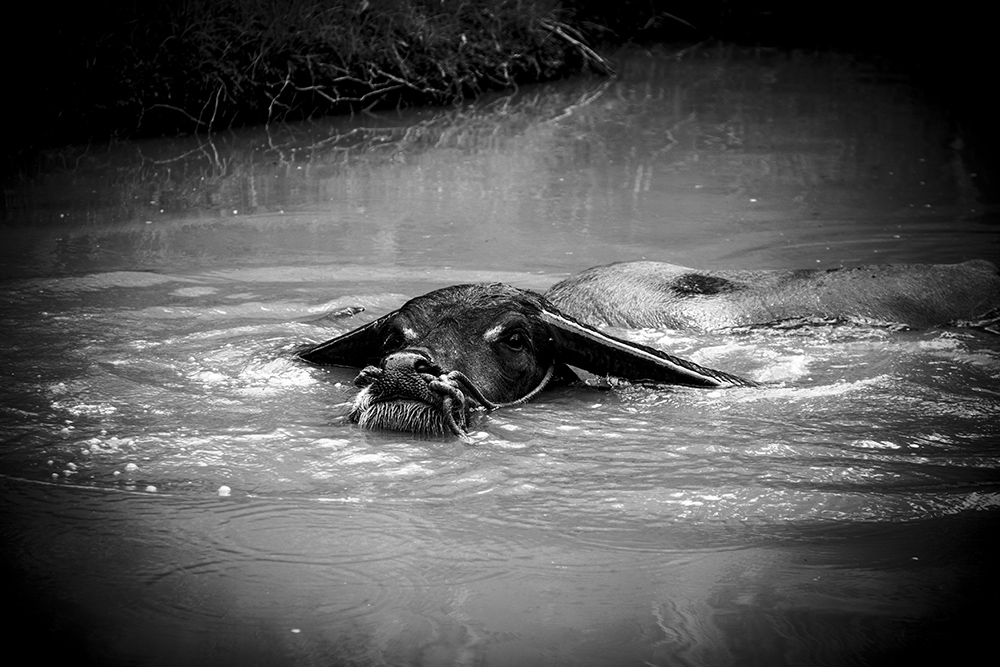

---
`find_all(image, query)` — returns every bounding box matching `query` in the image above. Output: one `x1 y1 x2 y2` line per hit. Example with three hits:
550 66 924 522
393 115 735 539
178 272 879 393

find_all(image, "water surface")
2 47 998 666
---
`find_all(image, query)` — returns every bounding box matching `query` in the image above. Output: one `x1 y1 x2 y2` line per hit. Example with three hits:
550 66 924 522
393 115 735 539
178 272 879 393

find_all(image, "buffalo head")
299 283 754 439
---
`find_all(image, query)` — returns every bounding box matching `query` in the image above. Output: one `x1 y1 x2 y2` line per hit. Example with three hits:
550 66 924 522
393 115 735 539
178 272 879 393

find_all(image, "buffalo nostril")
354 365 382 387
383 350 440 374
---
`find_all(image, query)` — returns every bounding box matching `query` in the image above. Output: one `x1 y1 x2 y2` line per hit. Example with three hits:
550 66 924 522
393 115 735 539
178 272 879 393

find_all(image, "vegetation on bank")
13 0 617 149
6 0 988 156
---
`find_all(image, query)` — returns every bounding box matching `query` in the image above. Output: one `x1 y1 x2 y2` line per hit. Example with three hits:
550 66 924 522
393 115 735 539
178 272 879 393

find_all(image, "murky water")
2 48 998 666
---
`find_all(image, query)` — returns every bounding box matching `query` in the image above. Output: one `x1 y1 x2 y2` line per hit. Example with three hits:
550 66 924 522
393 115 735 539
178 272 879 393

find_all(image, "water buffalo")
299 283 755 439
546 259 1000 331
300 259 999 439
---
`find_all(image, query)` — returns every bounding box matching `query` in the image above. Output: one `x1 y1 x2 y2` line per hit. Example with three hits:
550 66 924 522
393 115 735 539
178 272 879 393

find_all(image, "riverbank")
8 0 616 151
3 1 994 177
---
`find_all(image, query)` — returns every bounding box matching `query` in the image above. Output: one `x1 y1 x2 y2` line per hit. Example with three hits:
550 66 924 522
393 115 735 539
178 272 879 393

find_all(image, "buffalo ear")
539 308 756 388
298 310 399 368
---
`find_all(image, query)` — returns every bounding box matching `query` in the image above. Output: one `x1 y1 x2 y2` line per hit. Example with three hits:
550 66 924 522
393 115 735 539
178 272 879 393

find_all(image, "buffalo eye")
501 329 529 352
381 326 408 352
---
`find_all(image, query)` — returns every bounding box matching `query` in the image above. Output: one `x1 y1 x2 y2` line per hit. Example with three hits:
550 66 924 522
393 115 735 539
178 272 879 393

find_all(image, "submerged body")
301 259 998 437
545 259 1000 330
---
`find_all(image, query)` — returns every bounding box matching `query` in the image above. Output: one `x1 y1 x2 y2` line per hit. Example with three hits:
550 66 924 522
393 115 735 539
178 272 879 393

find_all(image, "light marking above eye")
402 327 419 342
482 324 504 342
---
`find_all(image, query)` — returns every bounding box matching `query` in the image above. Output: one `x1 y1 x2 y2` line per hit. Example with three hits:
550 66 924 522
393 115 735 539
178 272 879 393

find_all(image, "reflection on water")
5 48 996 278
2 47 998 666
